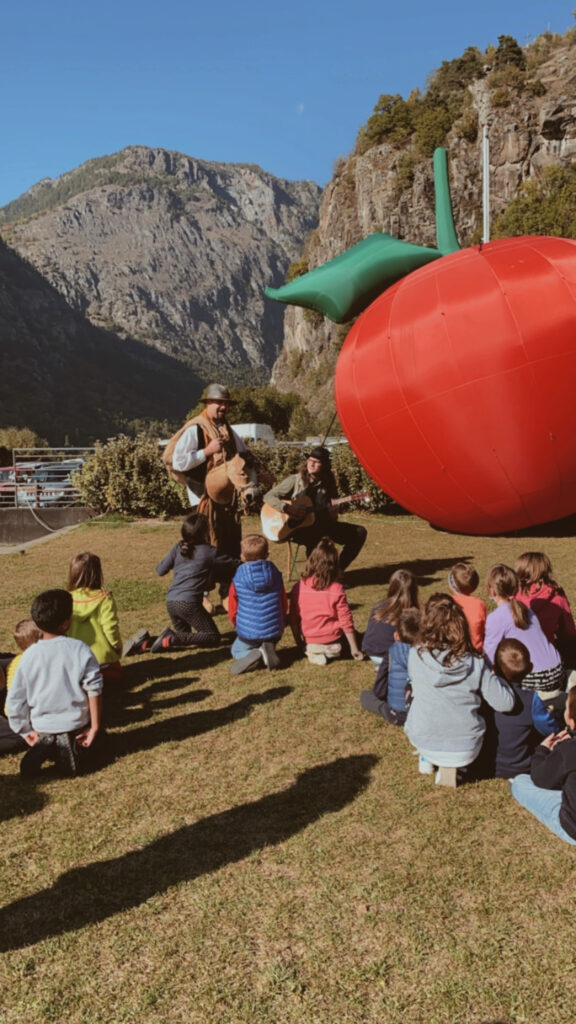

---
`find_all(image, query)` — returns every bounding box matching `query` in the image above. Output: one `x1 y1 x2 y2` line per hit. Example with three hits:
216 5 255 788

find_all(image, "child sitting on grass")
6 619 42 690
67 552 122 682
405 594 514 785
6 589 103 777
0 620 42 754
448 562 486 652
509 684 576 846
362 609 421 725
482 638 547 779
361 569 420 715
228 534 288 675
290 537 363 666
0 664 23 754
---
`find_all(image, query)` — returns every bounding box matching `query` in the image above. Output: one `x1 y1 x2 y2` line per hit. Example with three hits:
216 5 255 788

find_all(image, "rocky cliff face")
2 146 321 382
271 35 576 415
0 237 200 443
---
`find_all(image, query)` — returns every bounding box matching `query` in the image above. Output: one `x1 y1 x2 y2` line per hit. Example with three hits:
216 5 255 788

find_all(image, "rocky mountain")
271 31 576 416
0 236 200 443
1 146 321 385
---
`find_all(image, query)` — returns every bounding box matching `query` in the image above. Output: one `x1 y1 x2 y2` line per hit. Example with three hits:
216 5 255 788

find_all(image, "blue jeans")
231 636 261 660
510 774 576 846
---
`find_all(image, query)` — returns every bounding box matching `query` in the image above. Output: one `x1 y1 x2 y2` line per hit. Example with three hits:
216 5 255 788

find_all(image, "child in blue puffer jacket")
228 534 288 675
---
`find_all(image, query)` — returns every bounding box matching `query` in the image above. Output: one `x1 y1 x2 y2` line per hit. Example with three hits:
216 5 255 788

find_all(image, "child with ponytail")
484 564 565 703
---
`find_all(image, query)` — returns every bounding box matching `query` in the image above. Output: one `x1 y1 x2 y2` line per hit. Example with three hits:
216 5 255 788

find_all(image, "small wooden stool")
286 540 304 581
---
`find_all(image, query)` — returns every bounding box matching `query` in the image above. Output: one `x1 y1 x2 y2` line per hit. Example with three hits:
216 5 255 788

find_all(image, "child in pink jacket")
289 537 363 666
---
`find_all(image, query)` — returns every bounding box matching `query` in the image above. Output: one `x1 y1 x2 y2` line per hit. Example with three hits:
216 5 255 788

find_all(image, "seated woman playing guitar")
262 447 367 572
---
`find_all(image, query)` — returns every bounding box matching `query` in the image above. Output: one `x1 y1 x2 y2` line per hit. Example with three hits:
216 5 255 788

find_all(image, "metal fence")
0 447 95 509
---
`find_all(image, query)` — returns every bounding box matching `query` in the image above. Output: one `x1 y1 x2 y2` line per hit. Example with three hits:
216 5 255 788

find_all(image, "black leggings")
167 600 221 646
292 515 367 571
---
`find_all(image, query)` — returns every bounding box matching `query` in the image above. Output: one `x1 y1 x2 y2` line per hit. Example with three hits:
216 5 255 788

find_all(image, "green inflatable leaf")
266 147 462 323
265 233 444 323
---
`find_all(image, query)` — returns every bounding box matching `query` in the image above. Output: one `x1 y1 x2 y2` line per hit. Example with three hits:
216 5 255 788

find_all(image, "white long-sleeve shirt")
172 422 246 506
6 636 103 736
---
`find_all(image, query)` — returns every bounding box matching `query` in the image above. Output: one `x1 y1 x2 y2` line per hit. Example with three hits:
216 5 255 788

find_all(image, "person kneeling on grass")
123 512 240 656
509 684 576 846
228 534 288 675
5 589 103 777
289 537 363 666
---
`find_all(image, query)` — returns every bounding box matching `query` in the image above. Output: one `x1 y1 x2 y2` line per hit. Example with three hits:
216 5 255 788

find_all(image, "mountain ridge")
2 145 321 382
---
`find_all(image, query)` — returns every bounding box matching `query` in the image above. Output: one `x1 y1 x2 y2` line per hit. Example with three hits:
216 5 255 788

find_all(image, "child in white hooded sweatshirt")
405 594 514 783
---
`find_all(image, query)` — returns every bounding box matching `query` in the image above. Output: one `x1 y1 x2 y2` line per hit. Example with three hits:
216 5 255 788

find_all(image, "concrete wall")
0 508 92 546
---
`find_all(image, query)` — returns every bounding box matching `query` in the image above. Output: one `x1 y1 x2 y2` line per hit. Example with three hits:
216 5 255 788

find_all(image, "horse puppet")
199 450 261 547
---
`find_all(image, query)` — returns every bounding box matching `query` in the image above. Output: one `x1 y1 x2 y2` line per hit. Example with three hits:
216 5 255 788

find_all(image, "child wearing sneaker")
448 562 486 652
126 512 240 655
228 534 288 674
5 589 103 776
289 537 363 666
405 594 514 785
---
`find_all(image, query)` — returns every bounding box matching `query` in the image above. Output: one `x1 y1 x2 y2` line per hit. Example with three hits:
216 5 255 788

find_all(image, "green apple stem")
434 148 461 255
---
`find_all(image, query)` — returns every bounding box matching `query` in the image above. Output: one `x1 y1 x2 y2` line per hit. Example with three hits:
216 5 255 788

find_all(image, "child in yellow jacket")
67 552 122 682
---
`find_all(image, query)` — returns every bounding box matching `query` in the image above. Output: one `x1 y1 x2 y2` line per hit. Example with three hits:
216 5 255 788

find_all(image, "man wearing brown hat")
167 384 248 598
263 446 367 572
170 384 247 507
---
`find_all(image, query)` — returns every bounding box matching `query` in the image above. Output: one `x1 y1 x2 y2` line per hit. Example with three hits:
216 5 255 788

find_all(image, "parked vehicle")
0 464 41 506
16 459 84 508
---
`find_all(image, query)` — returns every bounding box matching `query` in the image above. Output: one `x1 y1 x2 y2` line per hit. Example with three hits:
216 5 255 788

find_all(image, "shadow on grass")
0 753 378 951
345 556 476 590
106 685 212 729
432 511 576 540
0 775 47 822
111 685 293 758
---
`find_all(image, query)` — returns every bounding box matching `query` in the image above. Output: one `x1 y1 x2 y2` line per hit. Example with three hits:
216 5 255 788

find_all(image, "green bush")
75 435 187 517
494 34 526 70
414 108 452 157
492 165 576 239
75 436 401 519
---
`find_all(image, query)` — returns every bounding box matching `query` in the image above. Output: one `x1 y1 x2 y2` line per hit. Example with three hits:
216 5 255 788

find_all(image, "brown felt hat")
201 383 234 403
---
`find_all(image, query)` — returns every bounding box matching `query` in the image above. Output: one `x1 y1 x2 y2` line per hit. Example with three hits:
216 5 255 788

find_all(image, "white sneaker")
418 755 435 775
308 652 328 666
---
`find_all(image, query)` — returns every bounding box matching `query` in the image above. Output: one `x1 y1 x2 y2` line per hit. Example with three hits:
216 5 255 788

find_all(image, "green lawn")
2 512 576 1024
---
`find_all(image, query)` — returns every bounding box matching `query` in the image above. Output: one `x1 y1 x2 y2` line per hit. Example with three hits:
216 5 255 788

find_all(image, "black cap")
308 446 331 465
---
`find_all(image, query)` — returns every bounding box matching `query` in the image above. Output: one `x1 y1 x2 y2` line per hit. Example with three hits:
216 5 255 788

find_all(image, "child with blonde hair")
405 594 514 785
67 552 122 682
6 619 42 690
290 537 363 666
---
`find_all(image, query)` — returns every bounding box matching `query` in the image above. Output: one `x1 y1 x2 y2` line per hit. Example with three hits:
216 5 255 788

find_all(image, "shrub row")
75 436 399 519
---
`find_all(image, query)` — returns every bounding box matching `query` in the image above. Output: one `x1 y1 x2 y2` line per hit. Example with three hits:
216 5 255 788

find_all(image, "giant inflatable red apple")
266 150 576 534
335 234 576 534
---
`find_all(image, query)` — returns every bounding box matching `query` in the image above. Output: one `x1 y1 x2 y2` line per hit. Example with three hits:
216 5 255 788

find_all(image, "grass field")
2 511 576 1024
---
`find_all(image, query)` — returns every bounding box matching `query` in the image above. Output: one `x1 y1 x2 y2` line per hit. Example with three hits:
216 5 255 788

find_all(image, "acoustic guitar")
260 491 370 542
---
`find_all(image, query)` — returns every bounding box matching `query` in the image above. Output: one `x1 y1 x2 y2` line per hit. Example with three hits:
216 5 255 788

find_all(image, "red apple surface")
335 235 576 534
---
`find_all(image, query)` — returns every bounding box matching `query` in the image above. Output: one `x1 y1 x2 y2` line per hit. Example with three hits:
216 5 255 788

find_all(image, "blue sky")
1 1 572 207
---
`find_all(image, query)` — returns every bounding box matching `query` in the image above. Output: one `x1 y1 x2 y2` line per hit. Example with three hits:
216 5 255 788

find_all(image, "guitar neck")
330 491 369 509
